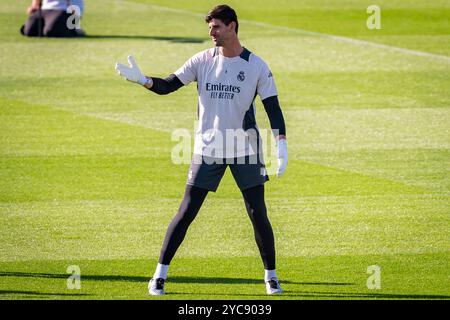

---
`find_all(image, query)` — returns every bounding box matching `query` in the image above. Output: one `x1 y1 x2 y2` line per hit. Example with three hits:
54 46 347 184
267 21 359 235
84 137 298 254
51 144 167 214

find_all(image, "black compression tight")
158 184 276 270
158 185 209 265
242 184 276 270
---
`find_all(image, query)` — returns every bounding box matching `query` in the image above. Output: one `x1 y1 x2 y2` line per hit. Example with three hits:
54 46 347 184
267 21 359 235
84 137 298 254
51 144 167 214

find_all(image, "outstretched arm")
144 74 184 95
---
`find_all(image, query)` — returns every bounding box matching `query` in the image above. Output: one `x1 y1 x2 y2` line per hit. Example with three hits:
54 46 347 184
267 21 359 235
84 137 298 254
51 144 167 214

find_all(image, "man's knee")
20 24 25 35
21 17 43 37
22 28 40 37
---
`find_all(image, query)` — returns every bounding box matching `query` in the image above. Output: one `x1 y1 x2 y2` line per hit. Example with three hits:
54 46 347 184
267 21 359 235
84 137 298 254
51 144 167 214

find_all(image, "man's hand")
27 0 41 15
276 138 288 177
115 55 150 86
27 5 40 15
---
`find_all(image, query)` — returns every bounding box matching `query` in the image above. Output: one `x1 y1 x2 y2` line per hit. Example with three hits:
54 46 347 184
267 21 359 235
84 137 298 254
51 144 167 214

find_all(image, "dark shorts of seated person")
20 10 82 37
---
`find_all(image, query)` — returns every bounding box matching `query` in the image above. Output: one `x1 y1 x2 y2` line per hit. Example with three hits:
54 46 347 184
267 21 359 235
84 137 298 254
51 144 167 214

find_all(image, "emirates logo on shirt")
205 82 240 100
237 71 245 82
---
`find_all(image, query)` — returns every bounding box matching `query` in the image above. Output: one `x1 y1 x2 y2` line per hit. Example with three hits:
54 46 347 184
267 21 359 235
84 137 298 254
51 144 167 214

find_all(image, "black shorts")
21 10 79 37
186 154 269 192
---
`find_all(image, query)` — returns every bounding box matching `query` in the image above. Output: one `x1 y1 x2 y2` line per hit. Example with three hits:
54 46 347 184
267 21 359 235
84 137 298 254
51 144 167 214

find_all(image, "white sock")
153 263 169 280
264 269 277 282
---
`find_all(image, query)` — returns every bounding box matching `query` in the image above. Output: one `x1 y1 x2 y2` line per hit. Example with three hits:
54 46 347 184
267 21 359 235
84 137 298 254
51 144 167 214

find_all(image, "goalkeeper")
115 5 288 296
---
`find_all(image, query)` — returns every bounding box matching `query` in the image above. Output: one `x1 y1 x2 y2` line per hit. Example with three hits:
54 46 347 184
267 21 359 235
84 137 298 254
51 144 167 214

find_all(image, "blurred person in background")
21 0 85 37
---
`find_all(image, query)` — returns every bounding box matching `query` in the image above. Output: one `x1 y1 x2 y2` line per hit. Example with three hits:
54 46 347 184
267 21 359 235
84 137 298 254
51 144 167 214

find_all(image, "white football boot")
148 278 165 296
266 277 283 294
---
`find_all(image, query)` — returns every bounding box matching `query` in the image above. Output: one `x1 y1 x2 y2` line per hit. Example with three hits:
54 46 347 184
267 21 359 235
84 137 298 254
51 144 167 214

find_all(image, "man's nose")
209 29 215 37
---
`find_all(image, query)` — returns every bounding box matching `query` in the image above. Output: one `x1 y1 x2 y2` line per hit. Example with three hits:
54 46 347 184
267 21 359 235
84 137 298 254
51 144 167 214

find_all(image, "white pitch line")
123 0 450 62
246 20 450 62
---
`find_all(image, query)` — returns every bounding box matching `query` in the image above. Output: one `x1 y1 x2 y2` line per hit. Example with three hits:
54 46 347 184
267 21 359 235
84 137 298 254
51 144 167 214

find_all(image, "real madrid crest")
237 71 245 82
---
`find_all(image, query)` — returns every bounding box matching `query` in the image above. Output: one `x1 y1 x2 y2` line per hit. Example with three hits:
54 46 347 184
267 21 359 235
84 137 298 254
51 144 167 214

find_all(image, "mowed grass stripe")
0 254 449 299
1 192 447 261
127 0 450 58
1 96 434 202
0 97 171 156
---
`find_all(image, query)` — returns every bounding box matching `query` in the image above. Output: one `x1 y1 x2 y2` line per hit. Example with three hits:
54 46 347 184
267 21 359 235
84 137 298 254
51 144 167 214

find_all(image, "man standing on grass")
115 4 287 296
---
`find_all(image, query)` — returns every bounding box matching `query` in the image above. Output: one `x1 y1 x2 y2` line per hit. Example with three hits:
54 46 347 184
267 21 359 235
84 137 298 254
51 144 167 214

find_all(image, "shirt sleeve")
257 60 278 101
149 74 184 95
174 53 201 86
262 96 286 136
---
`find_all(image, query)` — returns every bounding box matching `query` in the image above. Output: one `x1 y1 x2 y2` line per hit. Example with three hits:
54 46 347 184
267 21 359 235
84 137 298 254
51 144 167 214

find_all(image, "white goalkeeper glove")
115 55 151 86
276 139 288 177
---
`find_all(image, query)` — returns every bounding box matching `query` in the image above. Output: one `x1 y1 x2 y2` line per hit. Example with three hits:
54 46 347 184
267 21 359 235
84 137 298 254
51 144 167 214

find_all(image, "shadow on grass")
169 276 355 286
0 271 142 281
0 272 353 286
84 34 207 43
0 290 90 297
1 272 448 299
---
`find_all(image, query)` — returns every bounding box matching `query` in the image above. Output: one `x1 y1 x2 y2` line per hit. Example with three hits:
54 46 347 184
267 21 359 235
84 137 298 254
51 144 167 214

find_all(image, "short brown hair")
205 5 239 35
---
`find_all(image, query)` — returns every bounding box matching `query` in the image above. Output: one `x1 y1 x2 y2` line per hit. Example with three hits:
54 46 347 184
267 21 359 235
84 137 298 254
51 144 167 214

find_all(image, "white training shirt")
42 0 84 16
174 47 278 158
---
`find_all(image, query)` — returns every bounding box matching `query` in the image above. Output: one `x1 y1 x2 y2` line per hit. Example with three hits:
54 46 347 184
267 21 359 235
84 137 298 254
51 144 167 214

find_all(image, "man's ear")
229 21 236 34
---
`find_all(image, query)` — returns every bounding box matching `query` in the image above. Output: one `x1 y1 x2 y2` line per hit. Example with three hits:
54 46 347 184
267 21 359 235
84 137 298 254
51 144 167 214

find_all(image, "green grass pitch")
0 0 449 300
